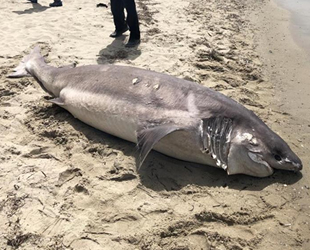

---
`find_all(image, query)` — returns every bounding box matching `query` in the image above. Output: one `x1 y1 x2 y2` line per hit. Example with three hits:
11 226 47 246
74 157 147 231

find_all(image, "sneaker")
125 39 140 48
49 0 62 7
109 26 129 38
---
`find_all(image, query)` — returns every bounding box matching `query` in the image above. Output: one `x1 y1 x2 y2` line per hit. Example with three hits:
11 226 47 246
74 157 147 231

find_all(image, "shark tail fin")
7 46 43 78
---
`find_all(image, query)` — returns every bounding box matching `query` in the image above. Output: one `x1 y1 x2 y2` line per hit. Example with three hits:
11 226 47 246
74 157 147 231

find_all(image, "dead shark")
9 47 303 177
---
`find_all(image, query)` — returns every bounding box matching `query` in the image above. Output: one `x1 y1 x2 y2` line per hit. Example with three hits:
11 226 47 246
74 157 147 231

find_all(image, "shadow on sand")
13 3 49 15
43 103 303 193
97 35 141 64
139 153 303 192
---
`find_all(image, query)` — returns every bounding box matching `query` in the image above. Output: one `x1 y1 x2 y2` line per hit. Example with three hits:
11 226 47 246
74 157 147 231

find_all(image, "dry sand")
0 0 309 249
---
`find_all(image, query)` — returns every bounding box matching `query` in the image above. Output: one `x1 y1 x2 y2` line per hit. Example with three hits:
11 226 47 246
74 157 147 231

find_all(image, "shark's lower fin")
136 124 183 169
49 97 65 106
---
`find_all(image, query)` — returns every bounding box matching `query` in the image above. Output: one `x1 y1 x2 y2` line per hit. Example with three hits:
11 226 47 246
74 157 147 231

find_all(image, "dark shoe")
28 0 38 3
125 39 140 48
109 27 129 38
49 0 62 7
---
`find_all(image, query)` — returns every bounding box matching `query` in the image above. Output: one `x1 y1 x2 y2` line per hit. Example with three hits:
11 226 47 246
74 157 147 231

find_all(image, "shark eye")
274 154 282 161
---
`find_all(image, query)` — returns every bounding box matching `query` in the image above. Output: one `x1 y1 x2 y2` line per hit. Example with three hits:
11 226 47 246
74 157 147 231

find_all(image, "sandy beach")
0 0 309 249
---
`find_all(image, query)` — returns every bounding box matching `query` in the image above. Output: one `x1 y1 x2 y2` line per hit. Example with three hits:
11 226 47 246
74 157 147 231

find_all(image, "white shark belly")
60 86 216 167
60 87 138 142
65 105 138 143
155 131 217 167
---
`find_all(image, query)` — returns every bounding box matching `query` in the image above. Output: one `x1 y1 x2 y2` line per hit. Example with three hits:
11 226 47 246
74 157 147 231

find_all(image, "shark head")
226 120 302 177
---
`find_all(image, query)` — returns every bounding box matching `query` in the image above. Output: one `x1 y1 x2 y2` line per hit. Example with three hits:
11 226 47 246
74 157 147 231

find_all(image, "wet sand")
0 0 309 249
275 0 310 56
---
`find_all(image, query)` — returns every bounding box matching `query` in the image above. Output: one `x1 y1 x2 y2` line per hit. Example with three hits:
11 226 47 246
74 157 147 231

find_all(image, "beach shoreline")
275 0 310 57
252 0 310 172
253 0 310 119
0 0 309 249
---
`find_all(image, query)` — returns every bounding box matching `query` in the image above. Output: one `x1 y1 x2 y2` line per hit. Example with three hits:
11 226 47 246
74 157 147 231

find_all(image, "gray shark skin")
9 47 303 177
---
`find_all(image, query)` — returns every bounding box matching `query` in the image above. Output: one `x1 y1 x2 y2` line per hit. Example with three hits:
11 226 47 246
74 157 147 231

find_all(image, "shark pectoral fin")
136 124 182 169
49 97 65 106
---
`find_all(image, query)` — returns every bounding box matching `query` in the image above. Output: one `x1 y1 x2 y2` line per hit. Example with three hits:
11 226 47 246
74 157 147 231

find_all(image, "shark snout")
288 155 303 172
281 159 303 172
267 155 303 173
293 162 303 171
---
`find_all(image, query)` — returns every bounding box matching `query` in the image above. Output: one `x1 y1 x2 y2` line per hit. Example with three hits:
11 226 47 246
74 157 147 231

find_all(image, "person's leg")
49 0 62 7
123 0 140 41
110 0 128 35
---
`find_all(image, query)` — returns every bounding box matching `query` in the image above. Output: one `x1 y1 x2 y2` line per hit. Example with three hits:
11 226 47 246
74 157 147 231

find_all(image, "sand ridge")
0 0 309 249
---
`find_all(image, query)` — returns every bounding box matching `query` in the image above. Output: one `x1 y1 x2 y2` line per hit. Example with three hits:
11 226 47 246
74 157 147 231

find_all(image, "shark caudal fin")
8 46 43 78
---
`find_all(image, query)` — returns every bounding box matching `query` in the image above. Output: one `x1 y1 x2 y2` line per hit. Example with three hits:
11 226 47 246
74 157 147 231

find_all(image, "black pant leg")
122 0 140 40
110 0 127 31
